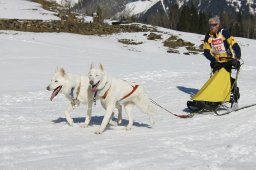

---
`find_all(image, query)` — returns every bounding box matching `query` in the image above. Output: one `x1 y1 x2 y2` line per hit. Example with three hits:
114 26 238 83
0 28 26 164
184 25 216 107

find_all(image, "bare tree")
61 0 72 14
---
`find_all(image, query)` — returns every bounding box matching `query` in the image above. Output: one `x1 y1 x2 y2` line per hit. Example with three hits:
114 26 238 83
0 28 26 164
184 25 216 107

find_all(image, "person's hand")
229 59 240 69
221 59 240 72
210 61 222 70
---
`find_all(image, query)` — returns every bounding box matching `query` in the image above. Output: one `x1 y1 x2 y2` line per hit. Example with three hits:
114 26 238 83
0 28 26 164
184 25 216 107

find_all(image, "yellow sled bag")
192 68 231 102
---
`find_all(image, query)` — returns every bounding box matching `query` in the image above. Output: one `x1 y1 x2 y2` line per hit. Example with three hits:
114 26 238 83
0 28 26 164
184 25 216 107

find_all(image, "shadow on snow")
177 86 199 113
177 86 198 95
52 116 152 128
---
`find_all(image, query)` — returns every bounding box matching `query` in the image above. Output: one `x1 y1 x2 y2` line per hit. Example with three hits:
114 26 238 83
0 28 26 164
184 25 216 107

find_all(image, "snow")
160 0 168 17
1 0 256 170
116 0 160 17
48 0 79 7
228 0 242 12
0 0 59 20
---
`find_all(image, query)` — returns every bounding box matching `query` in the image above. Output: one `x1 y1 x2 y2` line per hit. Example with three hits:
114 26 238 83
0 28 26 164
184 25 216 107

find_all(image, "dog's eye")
55 80 58 83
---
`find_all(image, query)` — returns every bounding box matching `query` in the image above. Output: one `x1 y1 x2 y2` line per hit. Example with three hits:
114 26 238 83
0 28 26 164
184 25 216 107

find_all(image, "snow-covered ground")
49 0 78 7
1 0 256 170
0 0 59 20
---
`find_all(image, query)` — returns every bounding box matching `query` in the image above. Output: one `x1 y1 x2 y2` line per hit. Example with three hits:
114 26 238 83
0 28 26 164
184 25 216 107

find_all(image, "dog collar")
94 81 110 105
70 82 81 100
70 87 75 98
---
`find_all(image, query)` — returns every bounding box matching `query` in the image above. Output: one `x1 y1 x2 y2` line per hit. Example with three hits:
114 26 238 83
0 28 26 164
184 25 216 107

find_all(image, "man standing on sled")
203 15 241 105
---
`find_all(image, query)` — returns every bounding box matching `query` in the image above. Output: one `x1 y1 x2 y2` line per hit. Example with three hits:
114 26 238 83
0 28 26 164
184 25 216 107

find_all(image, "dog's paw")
150 120 155 126
80 123 89 128
117 119 122 125
125 126 132 131
94 129 103 135
109 120 117 126
67 120 74 127
149 117 155 126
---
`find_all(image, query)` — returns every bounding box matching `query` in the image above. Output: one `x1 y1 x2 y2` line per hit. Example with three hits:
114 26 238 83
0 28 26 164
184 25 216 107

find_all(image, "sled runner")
187 59 241 115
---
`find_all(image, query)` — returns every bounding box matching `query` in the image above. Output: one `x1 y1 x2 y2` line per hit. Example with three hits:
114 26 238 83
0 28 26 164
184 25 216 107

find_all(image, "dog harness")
102 85 111 99
120 84 139 101
102 84 139 101
70 82 81 106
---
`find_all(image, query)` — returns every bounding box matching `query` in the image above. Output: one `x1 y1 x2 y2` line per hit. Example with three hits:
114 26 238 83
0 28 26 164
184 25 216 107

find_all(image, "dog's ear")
99 64 104 71
55 66 59 73
90 63 94 70
59 67 66 76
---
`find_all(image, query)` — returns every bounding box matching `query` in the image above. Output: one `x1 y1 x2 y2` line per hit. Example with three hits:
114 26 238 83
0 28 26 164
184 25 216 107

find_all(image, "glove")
210 61 215 68
227 59 240 70
210 61 222 70
231 59 240 69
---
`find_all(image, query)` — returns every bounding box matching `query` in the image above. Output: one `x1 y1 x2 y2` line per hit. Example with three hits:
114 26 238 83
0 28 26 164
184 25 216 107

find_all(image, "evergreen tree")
177 5 190 32
188 3 199 33
220 11 231 30
236 11 243 37
248 15 256 39
169 4 179 29
96 6 103 23
198 12 208 34
177 3 199 34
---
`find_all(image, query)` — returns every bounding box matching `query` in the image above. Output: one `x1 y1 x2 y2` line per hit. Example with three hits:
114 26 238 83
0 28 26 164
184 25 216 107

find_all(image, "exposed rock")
147 32 162 40
118 39 143 45
0 19 152 35
164 35 203 55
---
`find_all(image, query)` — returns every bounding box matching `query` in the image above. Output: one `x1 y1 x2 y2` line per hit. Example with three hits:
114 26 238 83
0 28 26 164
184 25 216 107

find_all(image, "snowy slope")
0 0 59 20
49 0 79 7
1 0 256 170
70 0 256 19
115 0 159 17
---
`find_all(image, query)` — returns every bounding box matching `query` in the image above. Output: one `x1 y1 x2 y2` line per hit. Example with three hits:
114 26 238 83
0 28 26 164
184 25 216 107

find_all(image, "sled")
187 60 241 113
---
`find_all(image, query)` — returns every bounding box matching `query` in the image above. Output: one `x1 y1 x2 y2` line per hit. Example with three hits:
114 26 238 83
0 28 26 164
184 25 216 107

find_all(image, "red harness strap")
102 86 111 99
101 84 139 100
120 85 139 101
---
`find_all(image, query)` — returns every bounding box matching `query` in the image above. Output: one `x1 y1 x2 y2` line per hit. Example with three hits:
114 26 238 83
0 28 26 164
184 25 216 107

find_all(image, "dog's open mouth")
50 86 62 101
91 81 100 93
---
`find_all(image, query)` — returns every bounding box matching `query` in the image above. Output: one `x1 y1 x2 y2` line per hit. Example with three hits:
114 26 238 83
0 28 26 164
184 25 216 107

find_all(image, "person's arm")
204 49 216 62
222 30 241 59
231 43 241 59
203 34 216 62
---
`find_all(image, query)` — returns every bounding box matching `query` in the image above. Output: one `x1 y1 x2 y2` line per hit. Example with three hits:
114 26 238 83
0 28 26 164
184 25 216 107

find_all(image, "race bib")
211 36 226 54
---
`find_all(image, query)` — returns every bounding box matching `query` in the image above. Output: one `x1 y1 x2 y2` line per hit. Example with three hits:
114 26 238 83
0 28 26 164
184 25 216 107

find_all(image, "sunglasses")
209 23 218 28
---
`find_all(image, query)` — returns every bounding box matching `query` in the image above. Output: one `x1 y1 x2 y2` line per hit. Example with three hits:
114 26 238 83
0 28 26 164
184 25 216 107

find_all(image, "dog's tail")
136 87 156 125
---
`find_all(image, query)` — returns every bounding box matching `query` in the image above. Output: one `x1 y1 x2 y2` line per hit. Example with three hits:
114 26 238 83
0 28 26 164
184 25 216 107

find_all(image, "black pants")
231 77 240 102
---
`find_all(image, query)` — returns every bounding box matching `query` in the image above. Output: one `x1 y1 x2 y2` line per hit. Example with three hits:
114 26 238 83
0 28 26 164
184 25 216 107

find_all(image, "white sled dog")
88 64 156 134
47 67 122 128
46 67 94 127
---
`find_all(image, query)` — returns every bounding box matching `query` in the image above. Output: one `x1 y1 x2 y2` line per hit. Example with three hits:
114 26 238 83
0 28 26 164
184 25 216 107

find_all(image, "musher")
203 15 242 104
